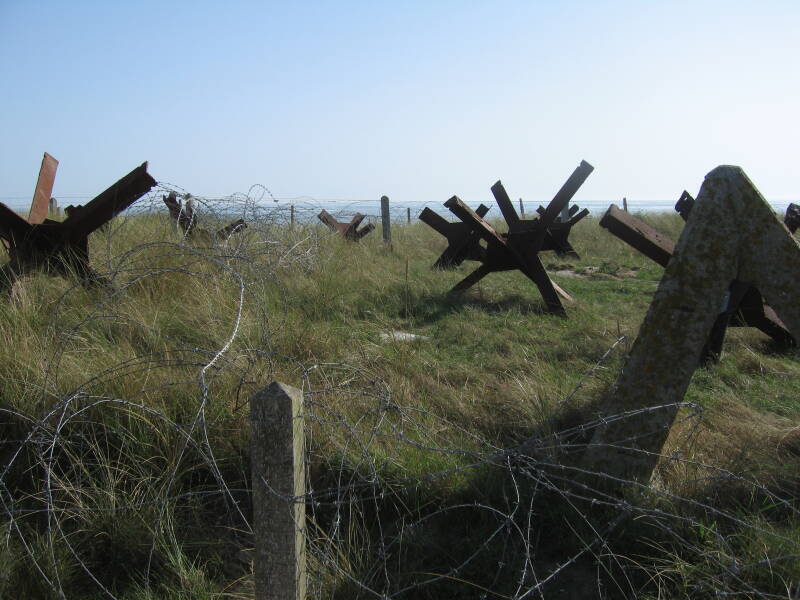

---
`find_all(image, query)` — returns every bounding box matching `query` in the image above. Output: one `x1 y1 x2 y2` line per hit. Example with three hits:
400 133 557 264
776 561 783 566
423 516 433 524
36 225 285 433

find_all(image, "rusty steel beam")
420 204 489 269
63 162 155 242
599 204 675 267
490 181 520 227
540 160 594 230
28 152 59 225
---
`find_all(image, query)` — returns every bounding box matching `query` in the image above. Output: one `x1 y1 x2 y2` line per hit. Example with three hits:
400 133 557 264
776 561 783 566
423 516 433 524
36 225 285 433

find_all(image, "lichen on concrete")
583 166 800 486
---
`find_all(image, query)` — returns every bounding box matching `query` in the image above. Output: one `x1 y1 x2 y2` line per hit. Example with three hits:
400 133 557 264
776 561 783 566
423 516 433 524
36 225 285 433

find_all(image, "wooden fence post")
381 195 392 246
250 382 307 600
518 198 525 217
290 205 295 226
406 207 411 223
622 197 628 212
48 197 59 217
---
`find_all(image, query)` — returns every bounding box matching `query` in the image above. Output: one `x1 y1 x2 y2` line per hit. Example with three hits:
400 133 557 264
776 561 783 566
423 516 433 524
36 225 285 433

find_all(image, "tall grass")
0 204 798 599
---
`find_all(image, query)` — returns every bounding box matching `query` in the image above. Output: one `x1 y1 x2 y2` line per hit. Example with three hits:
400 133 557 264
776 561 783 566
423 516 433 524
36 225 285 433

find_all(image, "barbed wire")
0 183 797 599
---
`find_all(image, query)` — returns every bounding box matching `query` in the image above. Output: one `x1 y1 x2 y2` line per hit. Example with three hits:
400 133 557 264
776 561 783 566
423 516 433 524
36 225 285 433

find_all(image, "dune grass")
0 208 798 599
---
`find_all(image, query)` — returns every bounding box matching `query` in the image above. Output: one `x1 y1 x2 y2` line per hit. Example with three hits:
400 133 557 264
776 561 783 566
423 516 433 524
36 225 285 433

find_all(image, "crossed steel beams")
418 203 491 269
600 199 797 363
0 156 156 289
421 160 594 315
317 209 375 241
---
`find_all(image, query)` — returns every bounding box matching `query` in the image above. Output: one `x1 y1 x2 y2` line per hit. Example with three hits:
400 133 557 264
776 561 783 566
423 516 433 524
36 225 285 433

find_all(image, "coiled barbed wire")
0 184 797 599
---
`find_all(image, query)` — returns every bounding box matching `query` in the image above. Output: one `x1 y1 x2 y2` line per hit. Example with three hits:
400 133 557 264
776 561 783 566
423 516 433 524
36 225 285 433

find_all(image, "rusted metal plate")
599 204 675 267
28 152 59 225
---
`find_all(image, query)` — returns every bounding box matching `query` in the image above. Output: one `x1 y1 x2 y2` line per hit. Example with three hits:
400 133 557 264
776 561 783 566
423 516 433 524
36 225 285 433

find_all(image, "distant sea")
0 196 795 223
278 198 798 223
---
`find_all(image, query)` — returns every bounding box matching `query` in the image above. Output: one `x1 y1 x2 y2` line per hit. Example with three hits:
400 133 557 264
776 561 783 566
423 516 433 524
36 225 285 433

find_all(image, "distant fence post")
250 382 307 600
623 197 628 212
406 207 411 223
48 197 59 217
381 195 392 246
518 198 525 217
290 205 295 226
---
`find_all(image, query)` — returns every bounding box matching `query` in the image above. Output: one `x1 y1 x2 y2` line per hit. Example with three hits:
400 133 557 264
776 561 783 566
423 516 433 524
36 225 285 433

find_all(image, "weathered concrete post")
250 382 307 600
584 166 800 486
381 195 392 246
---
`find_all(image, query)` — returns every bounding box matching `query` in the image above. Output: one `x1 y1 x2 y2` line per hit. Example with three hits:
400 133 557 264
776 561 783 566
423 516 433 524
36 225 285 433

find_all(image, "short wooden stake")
381 195 392 245
290 205 295 226
251 382 307 600
406 206 411 223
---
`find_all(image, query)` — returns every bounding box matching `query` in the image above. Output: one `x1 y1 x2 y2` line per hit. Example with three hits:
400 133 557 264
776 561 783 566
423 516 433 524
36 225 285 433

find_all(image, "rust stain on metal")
599 205 675 267
28 152 59 225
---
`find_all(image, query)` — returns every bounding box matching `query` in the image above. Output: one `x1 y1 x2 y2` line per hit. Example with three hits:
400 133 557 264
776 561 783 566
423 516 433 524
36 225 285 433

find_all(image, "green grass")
0 210 798 599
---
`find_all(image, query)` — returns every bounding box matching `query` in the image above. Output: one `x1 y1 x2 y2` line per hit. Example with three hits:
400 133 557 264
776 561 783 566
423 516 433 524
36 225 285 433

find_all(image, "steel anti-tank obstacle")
317 209 375 241
0 153 156 290
420 160 594 315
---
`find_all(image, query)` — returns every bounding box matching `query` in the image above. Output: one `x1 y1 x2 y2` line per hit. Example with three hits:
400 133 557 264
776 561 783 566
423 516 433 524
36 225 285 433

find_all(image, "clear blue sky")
2 1 799 208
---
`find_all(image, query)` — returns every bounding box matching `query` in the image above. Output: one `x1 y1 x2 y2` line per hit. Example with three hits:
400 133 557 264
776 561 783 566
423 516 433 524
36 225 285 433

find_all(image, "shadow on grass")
407 291 552 326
